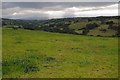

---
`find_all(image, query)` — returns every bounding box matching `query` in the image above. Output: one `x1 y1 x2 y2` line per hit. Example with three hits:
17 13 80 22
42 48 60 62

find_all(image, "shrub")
24 64 39 73
97 35 102 37
82 29 89 35
12 27 18 30
89 35 93 36
85 23 98 30
106 21 114 25
43 57 55 63
99 28 107 33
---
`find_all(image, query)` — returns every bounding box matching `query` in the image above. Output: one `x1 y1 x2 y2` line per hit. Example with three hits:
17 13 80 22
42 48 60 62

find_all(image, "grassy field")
3 28 118 78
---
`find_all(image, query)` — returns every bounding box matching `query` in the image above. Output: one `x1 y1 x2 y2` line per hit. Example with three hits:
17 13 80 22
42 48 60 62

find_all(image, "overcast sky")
2 2 118 20
2 0 119 2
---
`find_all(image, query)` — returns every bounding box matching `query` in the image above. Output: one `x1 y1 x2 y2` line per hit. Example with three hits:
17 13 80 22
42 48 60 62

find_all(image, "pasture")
2 28 118 78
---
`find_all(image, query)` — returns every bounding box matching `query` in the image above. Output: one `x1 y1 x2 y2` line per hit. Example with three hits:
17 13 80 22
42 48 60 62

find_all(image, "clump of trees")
39 22 76 34
85 23 98 30
81 23 98 35
106 21 120 34
99 28 107 33
106 21 114 25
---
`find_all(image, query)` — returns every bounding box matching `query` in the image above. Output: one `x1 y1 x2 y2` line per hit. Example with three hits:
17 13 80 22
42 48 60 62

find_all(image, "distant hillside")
2 16 120 37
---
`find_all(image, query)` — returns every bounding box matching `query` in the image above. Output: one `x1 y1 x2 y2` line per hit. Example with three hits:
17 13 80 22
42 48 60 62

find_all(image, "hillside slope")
2 16 120 37
3 28 118 78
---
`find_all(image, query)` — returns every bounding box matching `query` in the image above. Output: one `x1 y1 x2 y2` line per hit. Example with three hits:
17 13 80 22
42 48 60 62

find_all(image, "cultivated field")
2 28 118 78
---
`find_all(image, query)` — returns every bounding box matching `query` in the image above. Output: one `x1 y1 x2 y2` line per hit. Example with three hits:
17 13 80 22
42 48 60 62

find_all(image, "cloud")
12 13 49 20
2 2 116 9
2 0 119 2
2 2 118 20
45 11 65 19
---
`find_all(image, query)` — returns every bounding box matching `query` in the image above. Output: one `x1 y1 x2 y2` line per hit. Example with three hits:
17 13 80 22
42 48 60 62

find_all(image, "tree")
85 23 98 30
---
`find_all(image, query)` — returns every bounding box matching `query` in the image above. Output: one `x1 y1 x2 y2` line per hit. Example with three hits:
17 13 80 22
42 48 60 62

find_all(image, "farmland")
2 28 118 78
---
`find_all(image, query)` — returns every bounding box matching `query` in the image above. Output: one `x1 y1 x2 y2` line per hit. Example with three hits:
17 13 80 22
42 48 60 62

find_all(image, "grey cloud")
2 2 116 10
2 0 119 2
2 2 118 19
3 11 49 20
12 13 49 20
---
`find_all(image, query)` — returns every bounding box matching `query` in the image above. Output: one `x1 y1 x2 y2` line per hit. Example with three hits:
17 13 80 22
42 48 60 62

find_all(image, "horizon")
2 15 119 21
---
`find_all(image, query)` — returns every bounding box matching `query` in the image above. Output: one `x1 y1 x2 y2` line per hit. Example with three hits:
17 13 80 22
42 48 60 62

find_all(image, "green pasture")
2 28 118 78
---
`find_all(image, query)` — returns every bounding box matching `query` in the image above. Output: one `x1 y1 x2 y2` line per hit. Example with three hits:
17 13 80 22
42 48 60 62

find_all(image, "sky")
2 2 119 20
1 0 119 2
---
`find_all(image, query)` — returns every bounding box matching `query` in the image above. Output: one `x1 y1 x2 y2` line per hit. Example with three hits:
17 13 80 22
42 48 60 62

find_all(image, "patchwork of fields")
2 28 118 78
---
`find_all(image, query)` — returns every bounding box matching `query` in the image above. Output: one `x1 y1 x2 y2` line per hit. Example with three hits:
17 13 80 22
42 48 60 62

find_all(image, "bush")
106 21 114 25
89 35 93 36
97 35 102 37
12 27 18 30
43 57 55 63
99 28 107 33
85 23 98 30
24 64 39 73
82 29 89 35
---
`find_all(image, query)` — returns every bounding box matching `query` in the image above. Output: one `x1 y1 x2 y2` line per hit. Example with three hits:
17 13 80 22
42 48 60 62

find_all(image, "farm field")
2 28 118 78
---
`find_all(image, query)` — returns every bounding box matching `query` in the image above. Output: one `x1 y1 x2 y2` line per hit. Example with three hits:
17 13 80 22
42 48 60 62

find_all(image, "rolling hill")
2 28 118 78
2 16 120 37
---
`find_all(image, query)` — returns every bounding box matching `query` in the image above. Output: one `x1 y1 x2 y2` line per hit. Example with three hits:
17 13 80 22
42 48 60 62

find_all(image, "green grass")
69 21 101 31
88 28 117 37
69 21 87 30
3 28 118 78
88 24 117 36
